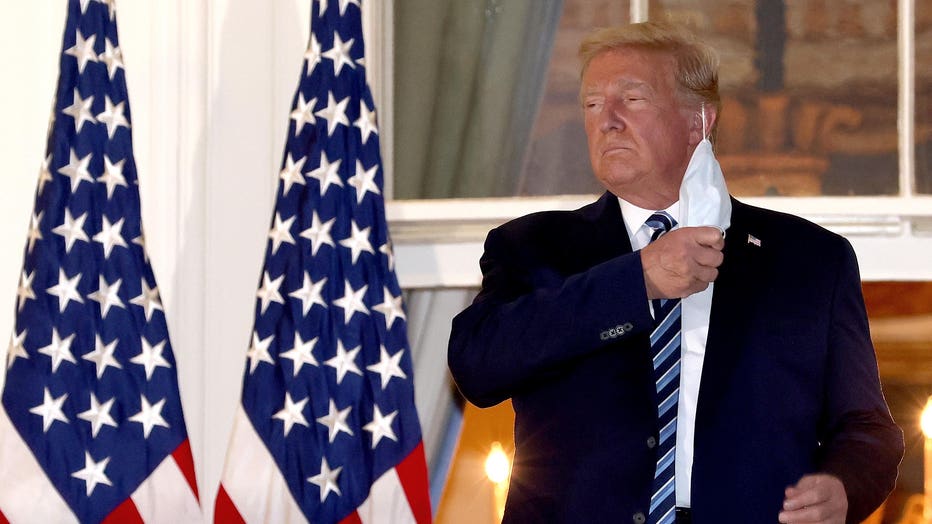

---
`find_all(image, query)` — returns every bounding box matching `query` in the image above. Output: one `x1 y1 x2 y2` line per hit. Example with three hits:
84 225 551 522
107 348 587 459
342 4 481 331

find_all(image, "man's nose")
599 100 626 133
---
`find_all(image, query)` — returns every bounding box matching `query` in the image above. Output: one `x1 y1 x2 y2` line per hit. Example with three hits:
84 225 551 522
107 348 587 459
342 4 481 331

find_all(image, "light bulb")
485 441 510 485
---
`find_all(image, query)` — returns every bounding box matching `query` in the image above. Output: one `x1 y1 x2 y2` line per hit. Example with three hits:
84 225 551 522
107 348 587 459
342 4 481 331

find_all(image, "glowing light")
922 397 932 439
485 441 510 485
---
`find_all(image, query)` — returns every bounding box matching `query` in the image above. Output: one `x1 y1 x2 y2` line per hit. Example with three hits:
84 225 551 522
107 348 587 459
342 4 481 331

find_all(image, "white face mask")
678 105 731 234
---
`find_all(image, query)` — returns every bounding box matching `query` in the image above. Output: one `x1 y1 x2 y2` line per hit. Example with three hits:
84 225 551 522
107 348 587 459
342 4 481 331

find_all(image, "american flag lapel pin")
747 233 762 247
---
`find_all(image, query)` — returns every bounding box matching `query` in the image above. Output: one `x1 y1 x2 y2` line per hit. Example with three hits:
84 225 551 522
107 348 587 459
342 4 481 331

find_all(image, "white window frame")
370 0 932 288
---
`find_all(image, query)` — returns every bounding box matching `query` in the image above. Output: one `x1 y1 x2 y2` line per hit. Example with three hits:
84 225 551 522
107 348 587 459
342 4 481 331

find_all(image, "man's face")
581 48 699 208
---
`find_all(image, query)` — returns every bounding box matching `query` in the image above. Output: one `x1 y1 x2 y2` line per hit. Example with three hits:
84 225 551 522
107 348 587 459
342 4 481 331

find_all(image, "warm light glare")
922 396 932 438
485 442 510 485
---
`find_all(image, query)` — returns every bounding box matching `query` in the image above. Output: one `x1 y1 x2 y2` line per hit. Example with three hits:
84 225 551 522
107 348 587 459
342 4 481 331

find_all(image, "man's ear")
689 104 717 145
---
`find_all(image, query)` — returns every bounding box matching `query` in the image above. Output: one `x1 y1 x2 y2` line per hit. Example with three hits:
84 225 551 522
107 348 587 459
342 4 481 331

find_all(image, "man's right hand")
640 226 725 300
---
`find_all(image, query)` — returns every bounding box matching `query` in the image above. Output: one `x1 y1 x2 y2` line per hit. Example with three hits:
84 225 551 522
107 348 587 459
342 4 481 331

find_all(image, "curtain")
392 0 564 503
394 0 563 199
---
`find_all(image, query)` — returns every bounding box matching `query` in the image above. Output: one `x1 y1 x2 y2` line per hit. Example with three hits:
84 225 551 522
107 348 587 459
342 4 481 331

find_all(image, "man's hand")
640 226 724 300
778 474 847 524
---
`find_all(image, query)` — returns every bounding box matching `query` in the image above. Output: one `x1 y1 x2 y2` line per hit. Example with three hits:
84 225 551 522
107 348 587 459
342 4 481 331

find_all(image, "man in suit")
447 22 903 524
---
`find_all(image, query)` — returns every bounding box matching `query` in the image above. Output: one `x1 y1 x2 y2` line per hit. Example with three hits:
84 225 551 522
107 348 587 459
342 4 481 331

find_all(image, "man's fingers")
694 246 724 269
693 226 726 249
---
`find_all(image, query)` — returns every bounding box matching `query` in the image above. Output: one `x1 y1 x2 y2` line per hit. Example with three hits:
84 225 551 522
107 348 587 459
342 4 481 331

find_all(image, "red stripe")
339 510 362 524
103 498 143 524
395 442 433 523
0 508 9 524
213 485 247 524
171 439 200 501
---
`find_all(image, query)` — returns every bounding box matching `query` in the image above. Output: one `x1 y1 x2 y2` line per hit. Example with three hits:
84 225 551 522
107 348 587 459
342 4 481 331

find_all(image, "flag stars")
47 268 84 313
279 154 308 196
314 92 350 136
354 101 378 144
348 160 380 205
83 335 122 379
290 94 318 136
26 211 43 254
129 396 170 438
93 216 129 258
52 209 90 252
332 281 369 324
98 38 123 79
322 33 356 76
380 240 395 271
300 211 336 256
256 272 286 314
305 34 323 74
316 399 354 443
288 272 327 316
325 340 362 384
64 31 98 74
279 332 319 376
29 387 69 433
308 458 342 502
77 393 118 438
38 328 77 373
97 96 130 139
339 221 374 264
16 270 36 312
268 213 297 255
307 151 343 196
37 156 53 195
273 392 310 436
130 279 163 321
338 0 362 16
372 287 406 329
7 330 28 370
58 148 94 192
130 337 172 380
363 406 398 448
72 453 112 497
366 345 408 390
62 89 97 133
88 276 125 317
246 332 275 374
99 156 128 198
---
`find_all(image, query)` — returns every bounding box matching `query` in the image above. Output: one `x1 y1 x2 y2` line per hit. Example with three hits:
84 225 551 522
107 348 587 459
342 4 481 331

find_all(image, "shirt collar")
617 197 680 242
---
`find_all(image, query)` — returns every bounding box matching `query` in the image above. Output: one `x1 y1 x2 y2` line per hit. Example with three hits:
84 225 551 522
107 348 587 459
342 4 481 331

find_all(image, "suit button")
646 436 657 449
633 512 646 524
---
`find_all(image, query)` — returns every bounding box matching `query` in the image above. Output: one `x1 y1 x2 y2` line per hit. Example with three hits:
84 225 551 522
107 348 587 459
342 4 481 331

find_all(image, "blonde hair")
579 21 720 117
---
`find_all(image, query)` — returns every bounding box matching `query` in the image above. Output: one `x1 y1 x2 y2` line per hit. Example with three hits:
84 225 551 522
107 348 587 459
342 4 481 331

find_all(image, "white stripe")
356 467 416 524
0 406 78 523
131 453 203 523
219 406 307 523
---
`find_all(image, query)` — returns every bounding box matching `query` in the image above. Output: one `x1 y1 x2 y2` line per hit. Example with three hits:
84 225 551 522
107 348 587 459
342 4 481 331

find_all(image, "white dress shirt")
618 197 713 508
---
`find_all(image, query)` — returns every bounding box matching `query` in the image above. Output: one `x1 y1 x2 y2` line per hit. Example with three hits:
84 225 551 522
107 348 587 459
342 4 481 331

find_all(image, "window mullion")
899 0 916 197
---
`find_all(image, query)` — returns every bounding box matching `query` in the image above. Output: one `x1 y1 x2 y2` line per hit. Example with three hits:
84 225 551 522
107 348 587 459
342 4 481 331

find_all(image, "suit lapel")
578 191 634 264
695 198 768 425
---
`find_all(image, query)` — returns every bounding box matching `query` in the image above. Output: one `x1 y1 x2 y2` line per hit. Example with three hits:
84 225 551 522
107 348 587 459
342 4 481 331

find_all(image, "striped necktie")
645 211 680 524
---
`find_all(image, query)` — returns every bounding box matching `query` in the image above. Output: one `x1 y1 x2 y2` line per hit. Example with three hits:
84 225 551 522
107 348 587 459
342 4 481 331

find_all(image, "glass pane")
518 0 631 196
650 0 900 196
392 0 563 199
918 1 932 194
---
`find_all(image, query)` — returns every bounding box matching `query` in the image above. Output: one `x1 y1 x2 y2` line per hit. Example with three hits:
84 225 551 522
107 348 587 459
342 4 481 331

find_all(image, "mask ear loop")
701 103 709 141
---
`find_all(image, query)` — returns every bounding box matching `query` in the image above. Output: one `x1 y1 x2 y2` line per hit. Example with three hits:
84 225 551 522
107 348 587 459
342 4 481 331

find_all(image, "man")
447 22 903 524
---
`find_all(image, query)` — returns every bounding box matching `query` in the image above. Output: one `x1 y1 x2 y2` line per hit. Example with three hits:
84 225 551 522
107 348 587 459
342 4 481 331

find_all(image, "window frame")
368 0 932 288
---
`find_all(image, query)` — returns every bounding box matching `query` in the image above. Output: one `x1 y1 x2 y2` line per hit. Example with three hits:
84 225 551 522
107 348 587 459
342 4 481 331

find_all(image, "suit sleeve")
817 238 904 523
447 225 654 408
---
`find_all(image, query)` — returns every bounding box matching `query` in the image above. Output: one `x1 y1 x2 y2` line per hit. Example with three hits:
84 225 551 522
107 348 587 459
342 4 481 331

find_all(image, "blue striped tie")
645 211 680 524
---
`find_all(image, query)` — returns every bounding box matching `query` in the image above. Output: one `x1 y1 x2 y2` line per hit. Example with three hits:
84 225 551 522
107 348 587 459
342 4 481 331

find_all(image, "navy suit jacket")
448 192 903 523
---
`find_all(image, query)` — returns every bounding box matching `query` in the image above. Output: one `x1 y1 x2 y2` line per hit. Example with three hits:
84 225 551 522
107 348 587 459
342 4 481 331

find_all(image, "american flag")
213 1 431 523
0 1 201 522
